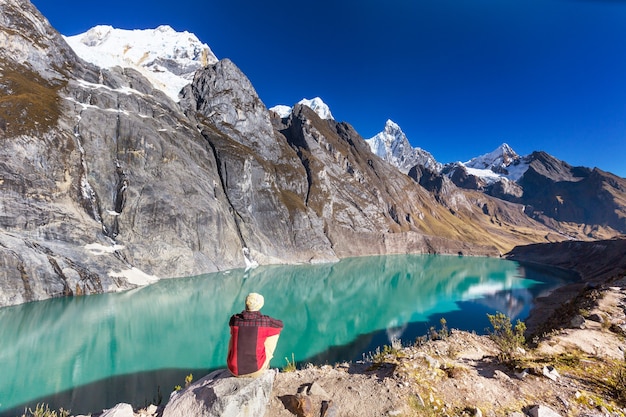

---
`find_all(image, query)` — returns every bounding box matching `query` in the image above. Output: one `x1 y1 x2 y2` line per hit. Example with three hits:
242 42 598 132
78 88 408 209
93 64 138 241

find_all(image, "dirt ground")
265 278 626 417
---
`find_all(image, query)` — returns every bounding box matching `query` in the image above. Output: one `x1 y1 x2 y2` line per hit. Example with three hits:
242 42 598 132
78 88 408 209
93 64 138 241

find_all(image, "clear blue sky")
32 0 626 177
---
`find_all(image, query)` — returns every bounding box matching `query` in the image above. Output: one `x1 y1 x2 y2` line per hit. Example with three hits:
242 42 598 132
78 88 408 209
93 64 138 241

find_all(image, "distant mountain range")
367 124 626 234
1 0 625 308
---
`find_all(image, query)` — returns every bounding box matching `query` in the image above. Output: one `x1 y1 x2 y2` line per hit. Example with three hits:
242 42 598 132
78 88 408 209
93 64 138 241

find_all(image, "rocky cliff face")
179 60 337 265
0 0 250 306
1 0 622 308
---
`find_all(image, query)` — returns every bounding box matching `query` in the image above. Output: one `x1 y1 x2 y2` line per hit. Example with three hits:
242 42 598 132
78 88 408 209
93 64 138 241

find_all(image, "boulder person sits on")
227 292 283 377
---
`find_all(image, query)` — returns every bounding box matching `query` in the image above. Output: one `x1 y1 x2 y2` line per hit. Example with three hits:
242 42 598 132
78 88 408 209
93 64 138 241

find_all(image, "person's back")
227 293 283 377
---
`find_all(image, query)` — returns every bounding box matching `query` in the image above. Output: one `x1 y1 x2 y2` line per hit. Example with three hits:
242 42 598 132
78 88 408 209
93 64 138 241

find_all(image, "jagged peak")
499 142 516 155
269 105 291 119
384 119 401 132
458 143 528 183
465 143 520 170
299 97 334 120
365 120 441 174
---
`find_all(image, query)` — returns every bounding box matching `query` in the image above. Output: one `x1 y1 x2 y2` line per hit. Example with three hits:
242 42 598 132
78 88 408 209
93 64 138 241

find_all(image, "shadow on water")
0 367 216 417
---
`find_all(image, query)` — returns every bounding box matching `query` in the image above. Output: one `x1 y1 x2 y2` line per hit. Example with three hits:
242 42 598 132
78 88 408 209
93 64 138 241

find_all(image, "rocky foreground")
57 238 625 417
81 277 626 417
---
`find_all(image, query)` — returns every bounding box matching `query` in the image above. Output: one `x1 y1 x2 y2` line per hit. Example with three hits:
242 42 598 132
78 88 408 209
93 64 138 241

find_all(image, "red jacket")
227 310 283 376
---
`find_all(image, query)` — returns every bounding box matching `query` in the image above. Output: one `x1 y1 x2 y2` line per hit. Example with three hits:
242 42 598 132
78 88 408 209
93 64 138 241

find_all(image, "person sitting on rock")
227 292 283 377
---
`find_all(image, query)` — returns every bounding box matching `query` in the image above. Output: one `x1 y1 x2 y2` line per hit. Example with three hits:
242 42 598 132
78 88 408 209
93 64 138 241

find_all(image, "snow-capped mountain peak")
270 105 293 119
64 25 218 101
299 97 334 120
365 119 442 174
366 119 410 158
465 143 519 170
269 97 334 120
382 119 402 135
461 143 529 182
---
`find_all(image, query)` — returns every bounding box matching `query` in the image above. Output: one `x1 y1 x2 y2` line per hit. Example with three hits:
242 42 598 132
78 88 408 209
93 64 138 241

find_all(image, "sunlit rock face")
179 59 338 266
0 0 242 306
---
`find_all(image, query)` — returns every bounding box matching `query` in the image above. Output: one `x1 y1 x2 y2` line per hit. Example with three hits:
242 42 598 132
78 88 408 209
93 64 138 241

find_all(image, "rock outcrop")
162 369 275 417
179 60 337 265
1 0 246 306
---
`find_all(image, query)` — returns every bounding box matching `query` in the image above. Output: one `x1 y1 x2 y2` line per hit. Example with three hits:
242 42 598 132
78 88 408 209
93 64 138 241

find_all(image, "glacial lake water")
0 254 577 416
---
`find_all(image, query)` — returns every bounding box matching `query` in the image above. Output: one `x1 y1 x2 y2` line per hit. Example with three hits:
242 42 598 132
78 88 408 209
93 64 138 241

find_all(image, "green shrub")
369 343 404 364
486 312 526 361
427 317 450 341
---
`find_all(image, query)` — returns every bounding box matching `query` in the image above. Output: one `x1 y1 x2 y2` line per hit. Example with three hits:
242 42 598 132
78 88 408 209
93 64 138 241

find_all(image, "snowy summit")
65 25 218 101
463 143 529 183
366 119 441 174
270 97 334 120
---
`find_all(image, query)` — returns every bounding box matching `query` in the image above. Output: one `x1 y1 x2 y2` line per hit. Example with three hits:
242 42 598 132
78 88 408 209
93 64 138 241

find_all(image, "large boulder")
162 369 276 417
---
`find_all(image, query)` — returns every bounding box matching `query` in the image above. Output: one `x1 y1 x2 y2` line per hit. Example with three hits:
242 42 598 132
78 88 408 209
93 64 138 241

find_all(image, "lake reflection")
0 255 575 415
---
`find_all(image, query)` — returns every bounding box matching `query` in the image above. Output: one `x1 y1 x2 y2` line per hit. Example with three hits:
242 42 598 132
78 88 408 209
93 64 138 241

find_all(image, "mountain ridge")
63 24 623 182
1 2 625 309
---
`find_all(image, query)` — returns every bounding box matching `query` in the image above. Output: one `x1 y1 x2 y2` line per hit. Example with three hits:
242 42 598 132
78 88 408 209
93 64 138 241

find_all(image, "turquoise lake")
0 254 577 416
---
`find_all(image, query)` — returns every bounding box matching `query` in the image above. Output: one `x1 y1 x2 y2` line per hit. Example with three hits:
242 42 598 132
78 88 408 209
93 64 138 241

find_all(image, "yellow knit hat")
245 293 264 311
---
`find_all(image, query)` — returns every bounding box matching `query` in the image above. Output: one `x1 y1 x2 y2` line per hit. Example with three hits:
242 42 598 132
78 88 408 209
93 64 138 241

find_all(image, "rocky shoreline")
506 237 626 338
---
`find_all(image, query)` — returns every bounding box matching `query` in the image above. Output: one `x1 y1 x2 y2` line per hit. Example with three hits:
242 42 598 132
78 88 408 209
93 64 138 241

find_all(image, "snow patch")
109 267 159 286
299 97 334 119
270 105 292 118
242 247 258 271
462 143 530 182
85 243 125 255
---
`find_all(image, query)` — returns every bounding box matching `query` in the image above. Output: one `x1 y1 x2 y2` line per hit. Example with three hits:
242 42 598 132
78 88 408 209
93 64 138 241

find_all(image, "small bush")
428 317 450 341
486 312 526 361
443 364 469 379
371 344 401 364
439 318 449 339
